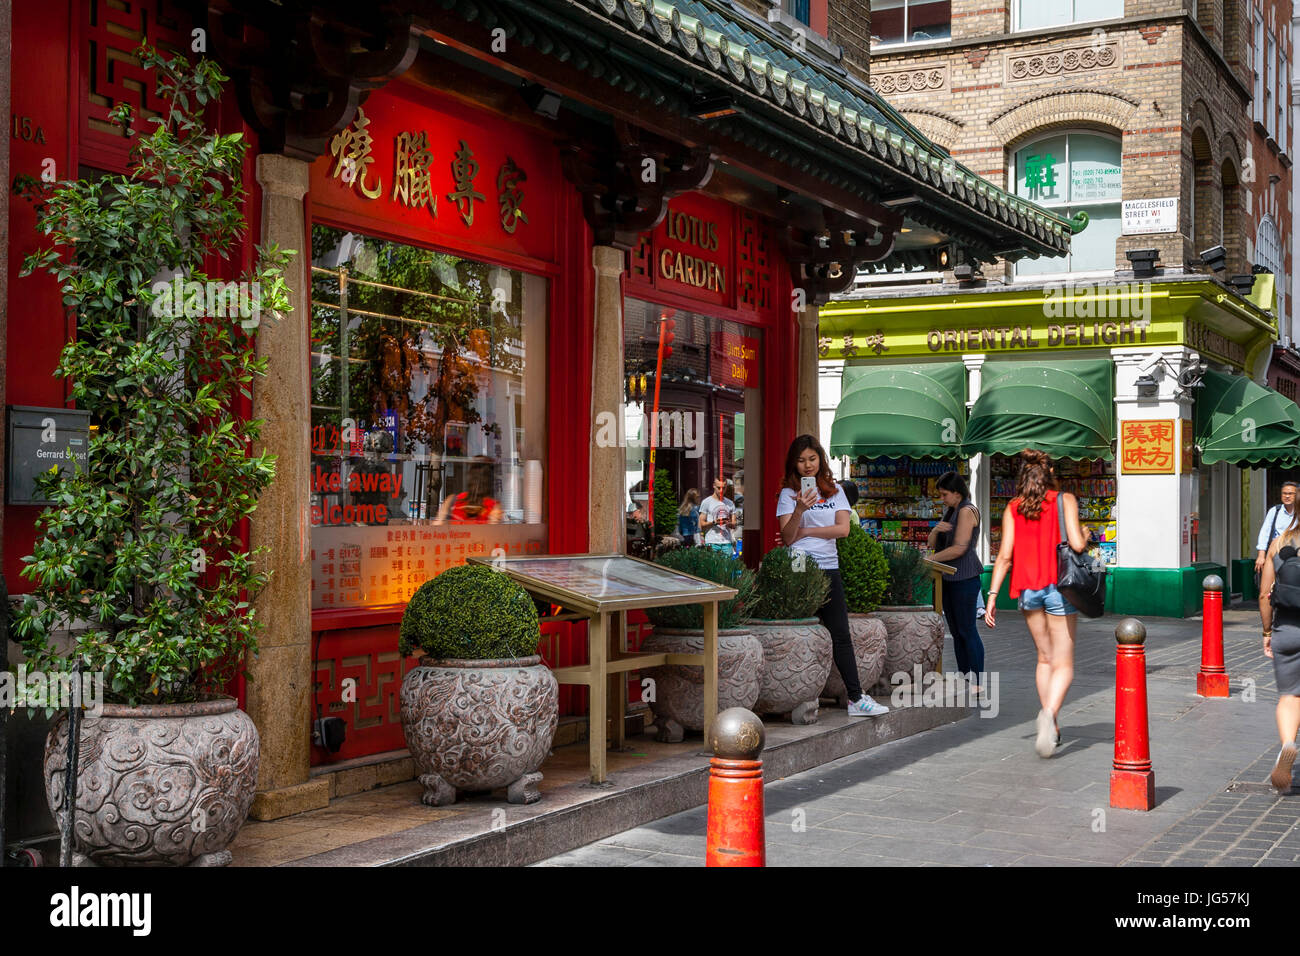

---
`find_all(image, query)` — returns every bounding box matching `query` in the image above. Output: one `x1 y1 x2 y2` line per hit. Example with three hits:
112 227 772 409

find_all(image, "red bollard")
1197 574 1230 697
1111 617 1156 811
706 707 765 867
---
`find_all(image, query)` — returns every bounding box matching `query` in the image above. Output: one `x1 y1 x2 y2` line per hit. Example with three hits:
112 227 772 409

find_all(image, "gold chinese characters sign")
1121 419 1176 474
311 84 560 264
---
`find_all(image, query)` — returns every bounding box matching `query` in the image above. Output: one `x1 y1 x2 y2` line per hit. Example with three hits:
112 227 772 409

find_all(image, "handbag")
1056 493 1106 618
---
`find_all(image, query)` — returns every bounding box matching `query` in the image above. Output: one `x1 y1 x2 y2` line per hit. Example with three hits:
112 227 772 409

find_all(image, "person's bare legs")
1043 612 1077 722
1277 695 1300 747
1023 609 1052 712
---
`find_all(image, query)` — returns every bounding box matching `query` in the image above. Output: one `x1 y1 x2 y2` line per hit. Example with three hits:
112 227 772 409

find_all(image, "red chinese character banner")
308 82 562 265
1120 419 1176 474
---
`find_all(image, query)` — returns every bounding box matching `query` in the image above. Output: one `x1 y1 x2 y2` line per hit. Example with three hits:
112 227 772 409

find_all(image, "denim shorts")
1017 583 1078 616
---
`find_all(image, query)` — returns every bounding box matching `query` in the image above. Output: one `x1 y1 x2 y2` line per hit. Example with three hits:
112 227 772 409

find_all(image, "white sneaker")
1035 708 1055 758
848 694 889 717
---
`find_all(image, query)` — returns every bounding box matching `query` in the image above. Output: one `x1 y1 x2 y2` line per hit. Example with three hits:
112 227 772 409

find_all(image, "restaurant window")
872 0 951 45
1012 131 1122 277
309 224 547 611
622 299 761 559
1014 0 1122 30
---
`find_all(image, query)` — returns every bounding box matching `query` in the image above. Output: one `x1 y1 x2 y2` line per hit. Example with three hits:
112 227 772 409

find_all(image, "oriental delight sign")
1121 419 1177 474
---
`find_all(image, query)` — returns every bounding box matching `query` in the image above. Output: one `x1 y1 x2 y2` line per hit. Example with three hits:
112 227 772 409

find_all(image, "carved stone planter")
400 655 558 807
43 698 259 867
823 613 888 705
748 618 833 725
641 627 763 742
867 606 945 696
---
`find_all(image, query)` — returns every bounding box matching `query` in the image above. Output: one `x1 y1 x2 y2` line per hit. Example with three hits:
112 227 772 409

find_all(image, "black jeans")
818 568 863 701
942 575 985 677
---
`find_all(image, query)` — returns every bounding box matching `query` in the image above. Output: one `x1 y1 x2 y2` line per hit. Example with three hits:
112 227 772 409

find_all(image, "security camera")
1178 362 1207 389
1136 352 1164 377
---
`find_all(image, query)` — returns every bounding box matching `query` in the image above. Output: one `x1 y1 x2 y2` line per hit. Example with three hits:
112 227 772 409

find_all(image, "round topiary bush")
645 547 757 630
838 522 889 613
399 564 540 660
751 547 829 620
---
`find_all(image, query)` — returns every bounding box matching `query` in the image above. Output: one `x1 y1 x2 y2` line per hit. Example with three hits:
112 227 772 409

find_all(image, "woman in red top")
985 450 1088 758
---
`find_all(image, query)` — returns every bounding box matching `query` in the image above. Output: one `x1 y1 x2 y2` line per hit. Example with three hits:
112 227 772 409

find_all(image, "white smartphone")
800 476 817 496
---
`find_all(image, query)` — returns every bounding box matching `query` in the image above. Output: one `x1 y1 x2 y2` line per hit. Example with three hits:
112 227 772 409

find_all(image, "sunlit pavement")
536 607 1298 866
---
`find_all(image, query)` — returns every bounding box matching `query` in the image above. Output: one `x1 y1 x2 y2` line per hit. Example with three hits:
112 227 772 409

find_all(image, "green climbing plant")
11 47 292 705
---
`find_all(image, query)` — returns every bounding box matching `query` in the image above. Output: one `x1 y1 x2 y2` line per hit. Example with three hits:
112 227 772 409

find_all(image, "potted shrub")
823 522 890 705
398 564 558 806
640 548 763 743
868 544 945 696
748 548 832 725
14 50 291 867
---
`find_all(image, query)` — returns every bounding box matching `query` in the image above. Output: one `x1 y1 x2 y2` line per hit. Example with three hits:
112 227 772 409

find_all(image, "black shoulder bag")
1056 493 1106 618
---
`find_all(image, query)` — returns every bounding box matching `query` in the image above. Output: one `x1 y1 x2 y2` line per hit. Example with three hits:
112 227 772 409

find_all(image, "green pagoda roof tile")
471 0 1079 258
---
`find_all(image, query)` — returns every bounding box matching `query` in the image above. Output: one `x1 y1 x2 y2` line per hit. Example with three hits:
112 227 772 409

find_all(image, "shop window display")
988 454 1117 565
308 225 547 610
622 299 761 557
849 458 969 547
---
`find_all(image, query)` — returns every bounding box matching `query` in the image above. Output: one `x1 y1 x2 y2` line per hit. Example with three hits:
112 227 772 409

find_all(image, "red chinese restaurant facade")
3 0 1072 820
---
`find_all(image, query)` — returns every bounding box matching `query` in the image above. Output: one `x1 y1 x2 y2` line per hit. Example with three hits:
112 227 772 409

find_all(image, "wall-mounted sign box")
6 406 91 505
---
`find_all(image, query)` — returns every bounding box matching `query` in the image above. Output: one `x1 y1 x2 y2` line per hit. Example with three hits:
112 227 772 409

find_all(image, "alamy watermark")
150 276 263 329
0 665 104 717
594 409 705 458
1043 279 1152 325
889 665 999 718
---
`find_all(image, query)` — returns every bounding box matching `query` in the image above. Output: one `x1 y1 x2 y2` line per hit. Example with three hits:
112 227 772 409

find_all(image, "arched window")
1255 215 1285 322
1011 131 1122 277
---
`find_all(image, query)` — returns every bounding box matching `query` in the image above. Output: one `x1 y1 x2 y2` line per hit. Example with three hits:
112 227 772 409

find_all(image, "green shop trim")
819 276 1278 370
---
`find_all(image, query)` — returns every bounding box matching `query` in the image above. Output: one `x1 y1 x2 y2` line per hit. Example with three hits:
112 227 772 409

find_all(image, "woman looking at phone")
777 435 889 718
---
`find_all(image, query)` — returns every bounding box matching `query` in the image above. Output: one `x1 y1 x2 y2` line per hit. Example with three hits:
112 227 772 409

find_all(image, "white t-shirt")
699 494 736 545
776 485 851 570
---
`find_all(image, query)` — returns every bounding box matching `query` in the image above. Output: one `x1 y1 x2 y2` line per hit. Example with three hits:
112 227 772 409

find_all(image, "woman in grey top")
927 471 984 689
1258 518 1300 791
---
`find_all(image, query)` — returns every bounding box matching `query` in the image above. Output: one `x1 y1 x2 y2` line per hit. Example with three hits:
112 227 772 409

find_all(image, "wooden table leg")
588 612 607 784
611 610 627 750
932 571 944 673
702 599 719 747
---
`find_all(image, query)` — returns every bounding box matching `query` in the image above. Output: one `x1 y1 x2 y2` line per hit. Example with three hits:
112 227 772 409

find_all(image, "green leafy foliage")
838 523 889 614
881 544 934 606
11 48 292 705
751 547 829 620
652 468 676 537
645 548 756 630
399 565 540 660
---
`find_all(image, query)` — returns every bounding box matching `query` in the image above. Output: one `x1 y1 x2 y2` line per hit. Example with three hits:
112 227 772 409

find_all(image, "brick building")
820 0 1298 614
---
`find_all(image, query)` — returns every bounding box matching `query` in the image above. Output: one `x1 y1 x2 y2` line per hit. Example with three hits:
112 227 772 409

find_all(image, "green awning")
830 363 967 459
963 360 1114 460
1195 368 1300 465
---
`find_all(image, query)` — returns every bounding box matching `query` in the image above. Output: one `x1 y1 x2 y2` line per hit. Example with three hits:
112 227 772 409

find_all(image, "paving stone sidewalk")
537 607 1300 867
